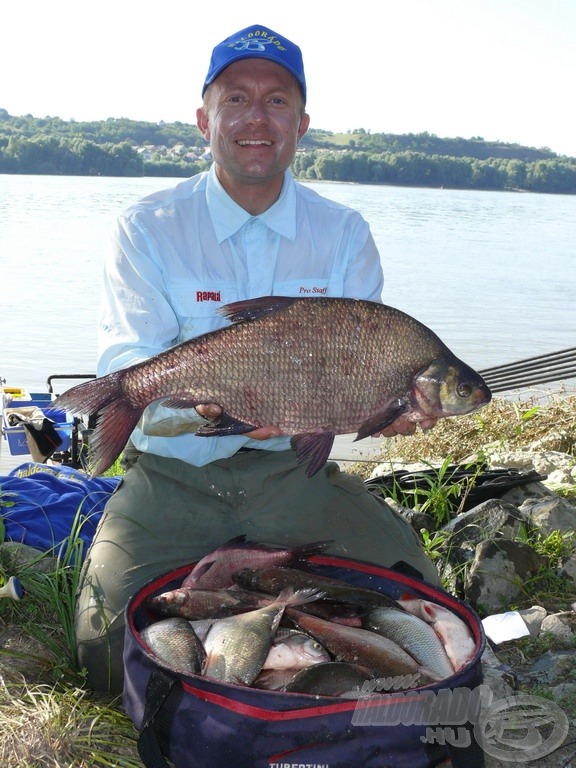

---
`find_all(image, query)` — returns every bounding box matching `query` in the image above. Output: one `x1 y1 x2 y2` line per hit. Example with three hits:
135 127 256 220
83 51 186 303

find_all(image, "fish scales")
234 566 401 610
286 609 420 679
146 586 272 620
124 299 434 429
202 587 322 686
364 607 455 680
284 661 372 696
140 617 205 675
54 296 491 476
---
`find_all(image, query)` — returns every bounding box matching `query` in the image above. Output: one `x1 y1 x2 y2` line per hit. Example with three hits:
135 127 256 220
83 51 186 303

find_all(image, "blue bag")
123 555 486 768
0 462 119 558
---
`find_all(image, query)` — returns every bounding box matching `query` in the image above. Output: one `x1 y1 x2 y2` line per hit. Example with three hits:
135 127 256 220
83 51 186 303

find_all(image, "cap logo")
227 31 287 55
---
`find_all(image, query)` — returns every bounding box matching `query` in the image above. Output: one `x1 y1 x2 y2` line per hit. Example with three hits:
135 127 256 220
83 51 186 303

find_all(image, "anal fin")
290 430 336 478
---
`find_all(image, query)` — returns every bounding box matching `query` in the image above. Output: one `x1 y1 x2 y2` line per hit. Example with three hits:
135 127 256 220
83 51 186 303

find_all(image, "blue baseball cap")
202 25 306 102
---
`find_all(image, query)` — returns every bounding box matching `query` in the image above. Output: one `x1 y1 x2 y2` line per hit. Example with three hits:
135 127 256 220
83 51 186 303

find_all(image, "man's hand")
196 404 282 440
195 404 223 421
374 415 438 438
196 407 436 441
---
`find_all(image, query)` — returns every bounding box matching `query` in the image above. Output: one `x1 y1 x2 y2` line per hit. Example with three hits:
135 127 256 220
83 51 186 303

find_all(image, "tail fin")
276 587 326 608
54 373 143 475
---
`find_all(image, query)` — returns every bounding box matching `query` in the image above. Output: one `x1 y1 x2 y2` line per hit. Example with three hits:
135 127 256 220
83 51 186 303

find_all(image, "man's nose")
244 99 269 124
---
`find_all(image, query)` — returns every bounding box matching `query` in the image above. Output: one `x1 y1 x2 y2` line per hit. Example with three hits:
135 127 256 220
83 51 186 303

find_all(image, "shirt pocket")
168 280 240 340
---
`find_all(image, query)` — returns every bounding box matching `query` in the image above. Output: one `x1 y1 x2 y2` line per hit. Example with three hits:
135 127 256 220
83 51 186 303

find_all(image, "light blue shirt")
98 165 384 466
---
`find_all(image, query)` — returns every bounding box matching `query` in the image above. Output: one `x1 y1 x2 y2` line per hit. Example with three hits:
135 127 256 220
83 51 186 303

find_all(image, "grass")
0 682 140 768
0 390 575 764
0 504 141 766
354 391 576 472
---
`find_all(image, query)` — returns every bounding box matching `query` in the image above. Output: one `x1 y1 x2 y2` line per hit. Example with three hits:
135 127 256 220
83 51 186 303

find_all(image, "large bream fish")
54 296 491 476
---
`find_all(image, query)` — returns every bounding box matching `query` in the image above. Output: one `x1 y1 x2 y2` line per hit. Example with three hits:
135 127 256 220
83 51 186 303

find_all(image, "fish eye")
457 383 473 399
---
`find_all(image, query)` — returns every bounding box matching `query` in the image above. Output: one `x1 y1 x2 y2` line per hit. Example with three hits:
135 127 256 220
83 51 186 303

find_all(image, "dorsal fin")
218 296 297 324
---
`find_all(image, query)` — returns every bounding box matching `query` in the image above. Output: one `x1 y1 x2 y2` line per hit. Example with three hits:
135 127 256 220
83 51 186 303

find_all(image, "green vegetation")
1 108 576 193
0 507 140 765
378 455 483 527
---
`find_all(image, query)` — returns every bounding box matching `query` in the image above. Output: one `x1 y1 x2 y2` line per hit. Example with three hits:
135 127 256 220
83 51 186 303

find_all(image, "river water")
1 174 575 470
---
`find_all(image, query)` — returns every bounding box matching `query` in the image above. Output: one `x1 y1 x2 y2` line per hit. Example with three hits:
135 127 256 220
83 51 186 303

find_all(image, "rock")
528 431 573 453
500 480 555 507
441 499 529 549
545 468 574 485
486 449 575 476
368 460 430 480
481 644 517 696
531 450 576 476
0 626 56 685
481 664 516 702
485 449 536 470
0 542 57 573
558 552 576 584
539 612 576 648
519 495 576 534
517 605 547 636
519 649 576 687
464 539 544 613
550 681 576 702
384 497 436 533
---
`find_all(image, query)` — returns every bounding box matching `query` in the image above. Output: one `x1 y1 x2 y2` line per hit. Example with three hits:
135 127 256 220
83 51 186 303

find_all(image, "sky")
2 0 576 156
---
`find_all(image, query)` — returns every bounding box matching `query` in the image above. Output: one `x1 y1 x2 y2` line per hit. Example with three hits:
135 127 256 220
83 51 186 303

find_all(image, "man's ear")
196 107 210 140
297 112 310 143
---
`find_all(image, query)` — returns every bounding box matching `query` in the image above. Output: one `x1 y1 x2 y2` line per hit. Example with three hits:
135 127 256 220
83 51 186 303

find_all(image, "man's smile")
237 139 273 146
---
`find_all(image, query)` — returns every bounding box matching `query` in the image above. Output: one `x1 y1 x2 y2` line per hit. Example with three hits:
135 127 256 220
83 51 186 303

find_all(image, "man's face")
197 58 309 191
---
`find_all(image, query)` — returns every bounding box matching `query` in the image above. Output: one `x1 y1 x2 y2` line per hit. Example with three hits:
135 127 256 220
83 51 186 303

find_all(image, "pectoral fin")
195 413 257 437
290 430 336 478
161 396 203 409
355 402 409 441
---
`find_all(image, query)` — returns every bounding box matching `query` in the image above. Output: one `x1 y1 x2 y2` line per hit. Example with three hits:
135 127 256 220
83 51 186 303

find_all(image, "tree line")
1 109 575 194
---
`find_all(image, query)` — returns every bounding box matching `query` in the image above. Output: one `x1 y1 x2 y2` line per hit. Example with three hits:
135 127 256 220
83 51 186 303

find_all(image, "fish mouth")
470 381 492 408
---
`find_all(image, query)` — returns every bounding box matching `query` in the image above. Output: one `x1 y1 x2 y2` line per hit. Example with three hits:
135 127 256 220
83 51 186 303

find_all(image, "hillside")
1 109 575 193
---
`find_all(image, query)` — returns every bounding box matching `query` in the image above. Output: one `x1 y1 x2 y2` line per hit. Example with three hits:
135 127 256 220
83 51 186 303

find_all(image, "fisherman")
75 24 440 693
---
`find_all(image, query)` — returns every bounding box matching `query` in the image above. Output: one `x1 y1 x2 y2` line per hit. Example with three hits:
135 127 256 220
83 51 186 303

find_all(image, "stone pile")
370 448 576 765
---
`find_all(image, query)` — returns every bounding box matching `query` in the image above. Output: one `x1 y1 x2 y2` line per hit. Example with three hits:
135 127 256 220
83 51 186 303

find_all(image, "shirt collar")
207 165 297 243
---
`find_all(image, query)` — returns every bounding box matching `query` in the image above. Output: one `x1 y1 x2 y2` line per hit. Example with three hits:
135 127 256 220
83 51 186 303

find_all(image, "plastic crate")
2 402 72 456
28 392 53 402
3 397 61 412
3 422 74 455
